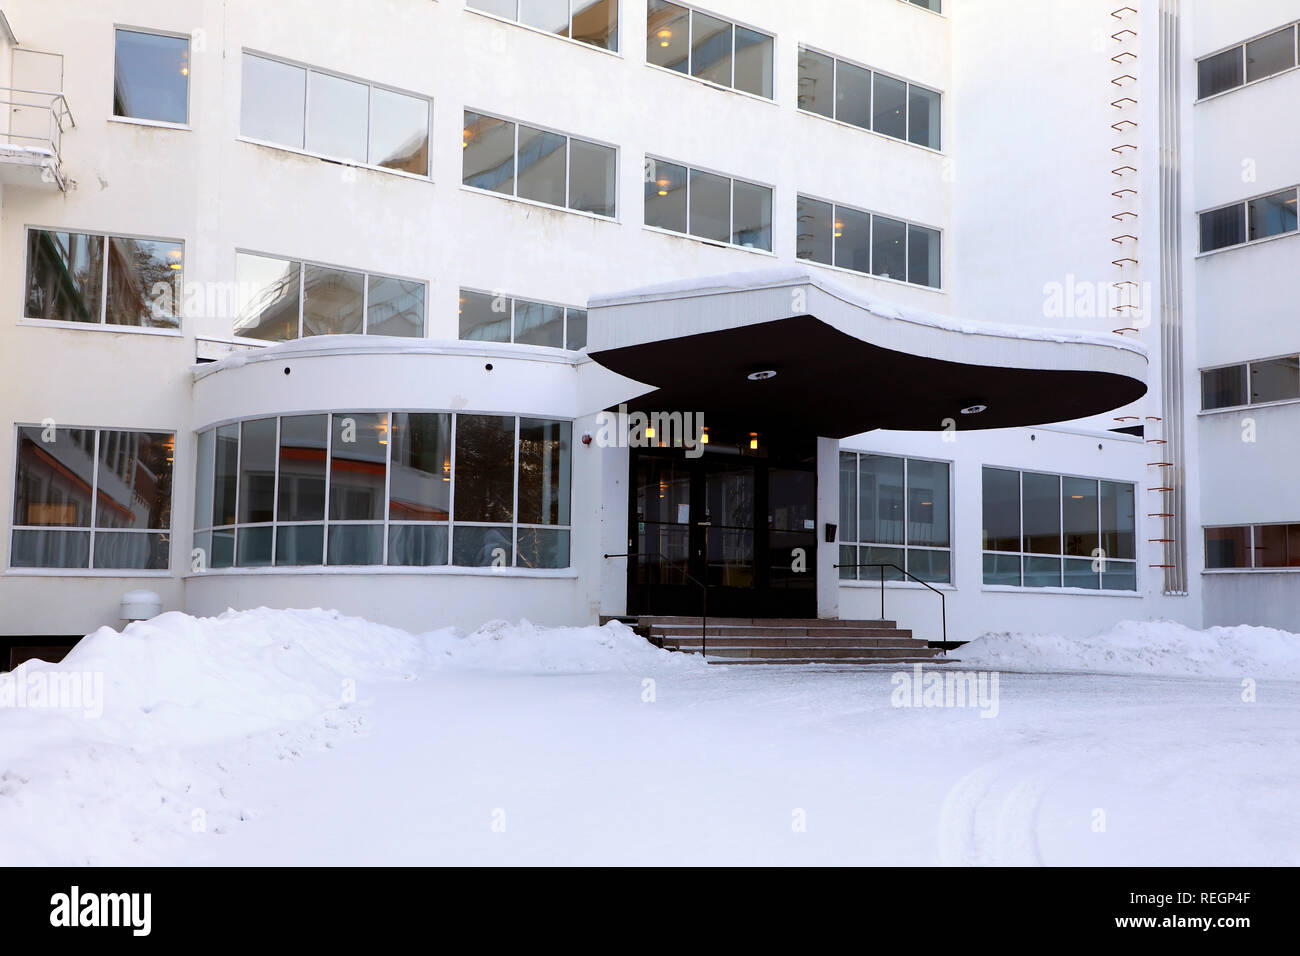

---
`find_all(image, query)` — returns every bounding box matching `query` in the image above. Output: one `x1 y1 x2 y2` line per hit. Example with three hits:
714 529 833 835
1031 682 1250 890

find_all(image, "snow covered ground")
1 608 1297 866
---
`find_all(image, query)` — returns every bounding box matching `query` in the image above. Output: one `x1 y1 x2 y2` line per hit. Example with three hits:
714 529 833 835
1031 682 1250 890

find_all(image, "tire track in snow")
937 758 1051 866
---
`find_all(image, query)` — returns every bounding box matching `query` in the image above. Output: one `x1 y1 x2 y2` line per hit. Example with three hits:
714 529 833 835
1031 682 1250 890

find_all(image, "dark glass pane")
330 413 387 521
306 70 368 163
94 430 174 530
645 159 688 233
796 195 833 264
908 548 950 584
859 455 904 545
1023 555 1061 587
13 426 94 528
514 299 564 348
194 430 214 530
862 545 904 582
569 138 616 217
1198 46 1243 97
982 467 1020 552
370 87 429 175
1201 364 1247 409
838 453 857 542
302 265 364 337
691 12 732 86
572 0 618 51
213 424 239 527
910 0 941 10
797 48 834 116
211 529 235 568
454 415 515 523
234 253 301 342
1253 523 1288 568
1200 203 1245 252
459 290 511 342
1205 526 1250 569
517 125 568 207
1063 557 1099 589
565 308 588 350
732 180 772 250
388 524 449 566
839 544 857 580
1023 472 1060 554
106 236 182 329
94 531 169 570
10 530 90 568
241 53 305 147
689 169 731 243
908 224 941 287
983 552 1020 586
872 73 907 138
836 60 872 129
1062 477 1099 557
647 0 689 73
275 524 324 566
834 205 872 273
237 525 273 567
367 275 425 337
24 230 105 325
1247 189 1298 241
114 29 189 124
908 458 949 547
453 525 514 567
390 413 451 521
518 418 571 525
462 111 516 193
1250 355 1300 403
278 415 327 522
327 524 384 565
733 27 773 97
1101 560 1137 591
1100 480 1135 560
908 85 941 148
1245 27 1296 83
239 418 277 524
517 528 570 568
871 215 907 280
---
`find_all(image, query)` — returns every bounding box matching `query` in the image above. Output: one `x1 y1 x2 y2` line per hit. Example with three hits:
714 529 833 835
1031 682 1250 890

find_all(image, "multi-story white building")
0 0 1294 665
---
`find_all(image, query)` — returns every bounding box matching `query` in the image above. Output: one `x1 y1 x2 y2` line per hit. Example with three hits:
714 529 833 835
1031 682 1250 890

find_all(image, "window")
839 453 950 584
240 53 430 176
1202 355 1300 409
469 0 619 52
797 195 941 288
1206 524 1300 569
11 426 173 570
646 1 773 98
194 413 572 569
1199 188 1299 252
1197 24 1298 98
463 110 616 217
458 290 587 350
644 158 772 251
24 228 182 330
906 0 941 11
797 47 942 149
233 252 425 342
114 28 189 124
981 467 1136 590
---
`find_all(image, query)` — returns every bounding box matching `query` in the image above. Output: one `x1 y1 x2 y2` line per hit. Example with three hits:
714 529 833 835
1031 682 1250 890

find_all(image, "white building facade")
0 0 1293 658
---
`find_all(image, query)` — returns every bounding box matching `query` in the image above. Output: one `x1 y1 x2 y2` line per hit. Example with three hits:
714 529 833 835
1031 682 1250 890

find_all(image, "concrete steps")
635 616 948 665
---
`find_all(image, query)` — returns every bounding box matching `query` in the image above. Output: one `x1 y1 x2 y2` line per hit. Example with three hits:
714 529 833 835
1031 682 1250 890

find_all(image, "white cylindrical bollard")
120 589 162 623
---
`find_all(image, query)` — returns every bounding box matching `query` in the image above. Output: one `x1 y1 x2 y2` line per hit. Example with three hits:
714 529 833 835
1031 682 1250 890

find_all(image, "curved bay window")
192 412 571 570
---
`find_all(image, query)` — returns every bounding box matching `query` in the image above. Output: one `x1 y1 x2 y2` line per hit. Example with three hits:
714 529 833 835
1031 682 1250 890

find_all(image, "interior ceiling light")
960 403 988 415
747 369 777 381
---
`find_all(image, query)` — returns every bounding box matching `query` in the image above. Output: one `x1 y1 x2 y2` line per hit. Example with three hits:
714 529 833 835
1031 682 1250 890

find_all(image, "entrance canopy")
586 267 1147 437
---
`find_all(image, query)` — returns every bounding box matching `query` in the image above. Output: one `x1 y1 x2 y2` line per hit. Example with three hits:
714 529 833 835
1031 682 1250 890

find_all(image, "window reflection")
25 231 104 325
114 29 189 124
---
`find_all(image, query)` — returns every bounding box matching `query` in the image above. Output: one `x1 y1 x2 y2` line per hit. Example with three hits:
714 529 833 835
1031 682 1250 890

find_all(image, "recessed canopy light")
747 369 777 381
960 403 988 415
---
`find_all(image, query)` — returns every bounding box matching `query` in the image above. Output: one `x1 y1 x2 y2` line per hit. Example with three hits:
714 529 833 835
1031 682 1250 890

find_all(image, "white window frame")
1195 21 1300 102
457 287 588 351
464 0 623 57
642 154 775 253
1196 185 1300 256
795 192 943 291
110 24 193 130
1199 352 1300 413
644 1 777 103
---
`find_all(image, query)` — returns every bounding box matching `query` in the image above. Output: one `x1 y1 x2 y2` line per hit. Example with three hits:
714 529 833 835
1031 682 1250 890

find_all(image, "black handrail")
832 562 947 652
604 553 709 656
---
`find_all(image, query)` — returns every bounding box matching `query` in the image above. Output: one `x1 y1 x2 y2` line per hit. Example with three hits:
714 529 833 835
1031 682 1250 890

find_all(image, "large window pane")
733 27 773 98
1023 473 1060 554
517 528 570 568
367 275 425 337
25 230 105 325
1198 46 1243 98
645 159 688 233
647 0 689 73
459 290 510 342
194 429 214 531
114 29 189 124
834 205 872 273
982 467 1020 552
838 453 857 541
514 299 564 348
213 424 239 527
327 524 384 565
388 524 449 566
1247 189 1298 241
106 237 182 329
1253 523 1289 568
689 169 731 243
13 427 94 528
796 196 833 264
463 111 516 194
566 309 587 350
10 530 90 569
306 71 369 162
908 459 949 547
798 48 834 116
691 12 733 86
454 415 516 523
517 125 568 207
872 73 907 139
836 60 872 130
390 413 451 520
1245 27 1296 83
94 532 169 570
1200 203 1245 252
239 419 277 524
1062 477 1099 557
519 0 569 35
1100 480 1136 560
1250 356 1300 403
276 524 324 566
234 253 301 341
871 215 907 280
908 85 941 148
278 415 327 522
302 265 364 337
569 138 616 217
1201 364 1248 409
732 180 772 250
859 455 904 544
908 224 941 288
453 525 514 567
241 53 306 148
572 0 619 51
1206 526 1250 569
94 431 173 530
518 419 571 525
330 413 387 521
369 87 429 175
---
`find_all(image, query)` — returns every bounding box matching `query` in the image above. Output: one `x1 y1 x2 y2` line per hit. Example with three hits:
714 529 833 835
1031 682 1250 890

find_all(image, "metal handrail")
832 562 947 651
603 552 710 656
0 87 76 189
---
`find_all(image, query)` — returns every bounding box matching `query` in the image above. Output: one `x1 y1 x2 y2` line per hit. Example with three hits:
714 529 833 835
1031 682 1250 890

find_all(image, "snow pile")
429 617 703 673
960 619 1300 679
